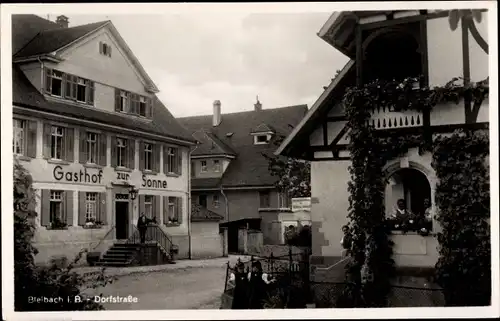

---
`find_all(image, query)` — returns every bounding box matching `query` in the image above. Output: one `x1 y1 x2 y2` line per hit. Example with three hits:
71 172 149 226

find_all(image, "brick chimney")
254 96 262 111
56 15 69 28
213 100 222 127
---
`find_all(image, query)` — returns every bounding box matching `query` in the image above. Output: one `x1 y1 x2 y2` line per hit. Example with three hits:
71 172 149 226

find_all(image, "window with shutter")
26 120 37 158
12 119 26 156
114 88 121 112
87 81 95 106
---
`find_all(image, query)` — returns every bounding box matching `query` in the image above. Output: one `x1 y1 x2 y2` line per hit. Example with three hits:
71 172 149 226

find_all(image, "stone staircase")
95 243 141 267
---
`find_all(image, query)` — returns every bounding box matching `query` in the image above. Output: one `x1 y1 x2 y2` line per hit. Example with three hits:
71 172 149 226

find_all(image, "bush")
285 225 312 247
14 160 114 311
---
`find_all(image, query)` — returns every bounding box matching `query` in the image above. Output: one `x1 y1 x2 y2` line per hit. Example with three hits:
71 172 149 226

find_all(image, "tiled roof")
250 123 275 134
191 203 224 222
178 105 308 188
14 19 109 58
12 15 61 55
191 130 237 156
191 178 222 189
13 66 196 144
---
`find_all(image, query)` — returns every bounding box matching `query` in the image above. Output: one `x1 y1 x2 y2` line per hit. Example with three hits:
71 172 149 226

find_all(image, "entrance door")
115 201 129 240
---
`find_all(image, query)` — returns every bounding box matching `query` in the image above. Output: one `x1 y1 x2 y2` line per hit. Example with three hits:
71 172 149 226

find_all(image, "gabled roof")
250 123 276 134
12 15 159 93
275 60 356 159
13 65 196 145
11 14 61 55
190 203 224 222
14 20 109 58
179 104 308 188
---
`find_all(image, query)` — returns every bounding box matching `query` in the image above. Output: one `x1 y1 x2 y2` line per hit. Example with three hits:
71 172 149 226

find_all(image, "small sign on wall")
291 197 311 212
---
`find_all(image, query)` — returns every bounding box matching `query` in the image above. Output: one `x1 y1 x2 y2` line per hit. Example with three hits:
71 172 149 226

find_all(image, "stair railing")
125 224 174 264
89 225 116 258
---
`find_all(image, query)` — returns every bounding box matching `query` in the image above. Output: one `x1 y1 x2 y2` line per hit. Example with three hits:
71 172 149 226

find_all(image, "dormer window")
44 69 95 106
254 134 271 145
47 70 63 97
139 96 147 116
213 159 221 172
119 91 128 112
99 41 112 57
114 89 152 118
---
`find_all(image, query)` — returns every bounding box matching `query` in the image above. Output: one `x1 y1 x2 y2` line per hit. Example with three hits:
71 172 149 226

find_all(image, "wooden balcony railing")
367 105 423 130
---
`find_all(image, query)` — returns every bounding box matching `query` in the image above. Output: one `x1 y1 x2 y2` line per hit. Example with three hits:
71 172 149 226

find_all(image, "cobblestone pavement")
83 256 248 310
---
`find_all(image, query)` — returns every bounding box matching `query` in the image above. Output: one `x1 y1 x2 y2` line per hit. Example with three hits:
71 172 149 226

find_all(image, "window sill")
164 223 181 227
15 155 32 162
82 225 103 229
115 167 133 172
47 159 70 165
83 163 104 169
165 173 180 177
143 170 158 175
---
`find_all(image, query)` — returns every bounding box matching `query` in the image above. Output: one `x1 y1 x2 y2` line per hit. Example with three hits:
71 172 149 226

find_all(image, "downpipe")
187 143 199 260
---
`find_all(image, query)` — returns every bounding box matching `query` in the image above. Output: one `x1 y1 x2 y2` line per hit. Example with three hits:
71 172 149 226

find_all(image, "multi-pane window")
48 70 63 96
168 197 180 222
51 126 64 159
166 147 178 173
13 119 25 155
213 159 221 172
120 91 128 112
50 191 63 223
278 191 290 208
76 78 87 102
213 194 220 208
100 42 112 57
144 143 153 171
85 192 97 221
144 195 153 219
86 132 98 164
139 96 147 116
45 69 94 105
200 160 207 173
117 138 127 167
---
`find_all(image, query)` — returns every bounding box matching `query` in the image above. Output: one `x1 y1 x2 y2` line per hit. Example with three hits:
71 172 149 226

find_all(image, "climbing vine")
432 130 490 306
336 76 489 307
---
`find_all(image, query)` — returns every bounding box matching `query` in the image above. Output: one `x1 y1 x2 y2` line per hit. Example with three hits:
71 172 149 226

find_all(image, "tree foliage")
432 130 490 306
336 76 490 307
262 134 311 198
14 159 115 311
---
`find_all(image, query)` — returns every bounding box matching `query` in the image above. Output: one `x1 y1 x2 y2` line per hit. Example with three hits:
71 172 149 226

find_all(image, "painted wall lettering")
117 172 130 180
142 175 168 189
53 165 103 183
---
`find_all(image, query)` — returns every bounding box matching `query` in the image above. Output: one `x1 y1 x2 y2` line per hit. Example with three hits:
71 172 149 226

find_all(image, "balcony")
367 105 423 130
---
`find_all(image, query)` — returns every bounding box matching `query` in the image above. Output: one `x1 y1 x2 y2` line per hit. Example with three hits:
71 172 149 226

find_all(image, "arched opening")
363 30 422 84
385 168 433 232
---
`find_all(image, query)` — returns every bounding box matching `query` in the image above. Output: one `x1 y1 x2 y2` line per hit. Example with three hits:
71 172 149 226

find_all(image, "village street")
81 256 248 310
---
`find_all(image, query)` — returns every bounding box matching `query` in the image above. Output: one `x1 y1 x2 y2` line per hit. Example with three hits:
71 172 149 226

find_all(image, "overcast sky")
42 13 348 117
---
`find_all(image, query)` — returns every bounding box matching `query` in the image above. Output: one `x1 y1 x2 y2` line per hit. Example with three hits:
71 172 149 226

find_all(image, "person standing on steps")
137 212 148 244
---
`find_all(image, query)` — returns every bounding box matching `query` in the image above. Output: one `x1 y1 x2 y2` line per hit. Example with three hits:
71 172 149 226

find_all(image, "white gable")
56 25 151 95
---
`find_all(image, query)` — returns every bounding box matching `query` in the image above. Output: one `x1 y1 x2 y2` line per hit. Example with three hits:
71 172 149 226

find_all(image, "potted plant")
84 218 102 229
50 217 67 230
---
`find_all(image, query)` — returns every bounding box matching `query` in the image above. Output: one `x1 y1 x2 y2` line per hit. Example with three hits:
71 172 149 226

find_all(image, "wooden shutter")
64 74 71 98
114 88 121 111
146 98 153 118
44 68 52 93
26 120 37 158
71 76 78 100
65 128 74 162
177 148 183 175
87 81 95 105
163 196 168 224
108 45 112 57
154 144 161 172
98 133 107 166
139 141 145 171
110 135 117 167
128 139 135 169
79 128 87 164
99 41 103 54
43 123 52 159
177 197 183 224
163 145 168 174
154 195 161 224
65 191 73 226
78 191 86 226
41 190 50 226
99 192 107 225
139 195 145 216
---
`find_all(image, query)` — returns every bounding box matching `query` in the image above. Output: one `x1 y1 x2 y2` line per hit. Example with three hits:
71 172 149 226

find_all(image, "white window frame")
51 126 64 160
139 96 147 116
120 91 128 112
85 192 97 221
200 160 207 173
50 190 63 223
144 195 153 219
76 78 87 103
13 119 26 156
49 70 63 97
213 194 220 208
86 132 98 164
213 159 221 173
254 134 270 145
117 138 127 168
144 143 153 171
167 197 178 222
278 191 290 209
167 147 177 173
